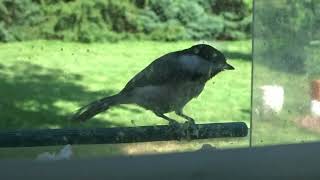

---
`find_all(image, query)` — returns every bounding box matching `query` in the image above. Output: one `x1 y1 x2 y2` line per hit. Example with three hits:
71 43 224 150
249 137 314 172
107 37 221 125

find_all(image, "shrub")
149 20 187 41
0 0 252 42
255 0 319 74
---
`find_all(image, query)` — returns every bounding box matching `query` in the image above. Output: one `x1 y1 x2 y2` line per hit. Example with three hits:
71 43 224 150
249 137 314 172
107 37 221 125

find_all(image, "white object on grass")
36 144 73 161
311 100 320 117
260 85 284 114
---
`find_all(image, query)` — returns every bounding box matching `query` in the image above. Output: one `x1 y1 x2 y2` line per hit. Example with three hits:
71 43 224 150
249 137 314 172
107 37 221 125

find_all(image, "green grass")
0 40 251 129
0 40 251 159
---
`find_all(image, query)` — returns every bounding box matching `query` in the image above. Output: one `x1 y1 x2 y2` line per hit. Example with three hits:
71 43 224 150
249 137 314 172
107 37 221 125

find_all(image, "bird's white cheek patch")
179 55 211 75
208 68 212 78
179 55 200 71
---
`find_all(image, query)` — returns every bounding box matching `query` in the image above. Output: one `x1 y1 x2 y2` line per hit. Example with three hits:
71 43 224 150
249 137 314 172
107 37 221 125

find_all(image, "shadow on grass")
240 109 251 114
0 61 141 130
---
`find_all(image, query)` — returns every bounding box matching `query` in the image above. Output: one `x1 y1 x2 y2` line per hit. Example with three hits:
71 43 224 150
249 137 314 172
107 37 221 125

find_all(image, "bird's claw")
182 120 199 140
168 120 183 138
167 120 199 140
168 120 181 129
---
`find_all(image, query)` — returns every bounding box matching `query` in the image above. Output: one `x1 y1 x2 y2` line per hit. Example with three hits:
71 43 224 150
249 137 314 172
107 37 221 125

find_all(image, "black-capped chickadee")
71 44 234 126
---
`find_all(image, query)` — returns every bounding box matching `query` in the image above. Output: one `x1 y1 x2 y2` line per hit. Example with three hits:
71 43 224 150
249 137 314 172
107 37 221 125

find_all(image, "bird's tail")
71 94 125 122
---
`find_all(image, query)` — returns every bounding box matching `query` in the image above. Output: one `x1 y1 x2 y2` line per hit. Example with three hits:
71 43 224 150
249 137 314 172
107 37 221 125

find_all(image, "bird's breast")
127 81 205 113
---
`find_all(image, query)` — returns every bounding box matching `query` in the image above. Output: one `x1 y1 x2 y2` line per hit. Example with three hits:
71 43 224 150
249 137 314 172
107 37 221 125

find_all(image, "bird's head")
190 44 234 71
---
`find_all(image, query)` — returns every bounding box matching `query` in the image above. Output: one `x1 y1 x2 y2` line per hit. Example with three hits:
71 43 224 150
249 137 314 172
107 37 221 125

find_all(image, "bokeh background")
0 0 252 42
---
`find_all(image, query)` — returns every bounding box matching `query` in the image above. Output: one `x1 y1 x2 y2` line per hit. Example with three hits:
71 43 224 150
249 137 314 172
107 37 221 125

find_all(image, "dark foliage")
254 0 320 76
0 0 252 42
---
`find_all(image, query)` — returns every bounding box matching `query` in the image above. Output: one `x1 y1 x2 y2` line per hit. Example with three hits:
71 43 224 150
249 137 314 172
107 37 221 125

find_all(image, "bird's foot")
168 120 180 128
167 120 199 140
181 120 199 140
168 120 183 138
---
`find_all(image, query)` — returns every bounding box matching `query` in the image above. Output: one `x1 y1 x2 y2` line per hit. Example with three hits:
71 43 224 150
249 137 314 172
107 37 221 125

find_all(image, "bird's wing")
121 53 212 92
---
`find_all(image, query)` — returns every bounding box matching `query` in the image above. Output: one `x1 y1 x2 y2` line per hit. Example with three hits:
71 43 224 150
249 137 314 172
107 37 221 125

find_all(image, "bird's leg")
154 112 182 137
175 110 199 139
175 110 195 125
154 112 180 128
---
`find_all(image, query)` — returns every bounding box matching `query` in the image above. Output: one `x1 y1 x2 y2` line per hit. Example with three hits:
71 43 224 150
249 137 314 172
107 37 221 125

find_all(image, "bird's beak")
223 62 235 70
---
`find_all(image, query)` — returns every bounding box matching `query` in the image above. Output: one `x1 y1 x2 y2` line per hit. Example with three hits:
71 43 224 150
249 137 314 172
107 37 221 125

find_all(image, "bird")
71 44 234 128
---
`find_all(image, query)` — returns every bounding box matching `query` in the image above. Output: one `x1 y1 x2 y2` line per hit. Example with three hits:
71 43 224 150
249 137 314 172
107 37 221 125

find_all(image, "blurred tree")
0 0 252 42
255 0 320 75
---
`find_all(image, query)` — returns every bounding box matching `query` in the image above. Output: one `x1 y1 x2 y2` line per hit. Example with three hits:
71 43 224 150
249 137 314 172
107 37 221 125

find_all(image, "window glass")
252 0 320 146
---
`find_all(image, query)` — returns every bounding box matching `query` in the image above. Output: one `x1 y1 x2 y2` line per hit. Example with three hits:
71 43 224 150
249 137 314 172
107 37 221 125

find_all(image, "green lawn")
0 40 251 129
0 40 251 159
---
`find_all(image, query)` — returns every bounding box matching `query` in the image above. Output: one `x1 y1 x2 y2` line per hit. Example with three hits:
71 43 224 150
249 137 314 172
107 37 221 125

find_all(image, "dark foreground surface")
0 142 319 180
